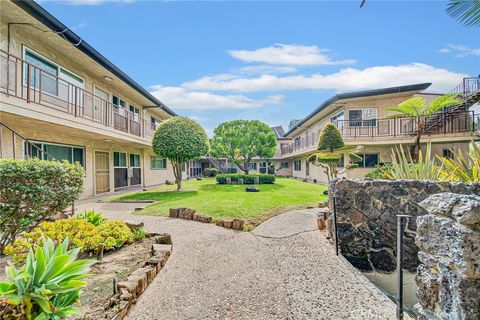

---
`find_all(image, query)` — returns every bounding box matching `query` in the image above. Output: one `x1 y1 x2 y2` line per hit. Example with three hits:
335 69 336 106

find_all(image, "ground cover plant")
111 177 327 222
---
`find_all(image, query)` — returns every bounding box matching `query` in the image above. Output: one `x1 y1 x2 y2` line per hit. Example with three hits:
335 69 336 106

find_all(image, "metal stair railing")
0 121 51 160
206 157 228 173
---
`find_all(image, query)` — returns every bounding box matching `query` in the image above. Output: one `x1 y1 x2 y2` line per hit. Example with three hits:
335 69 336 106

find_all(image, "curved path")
76 201 399 320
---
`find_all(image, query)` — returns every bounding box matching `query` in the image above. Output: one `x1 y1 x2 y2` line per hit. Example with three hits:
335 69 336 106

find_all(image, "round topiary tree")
152 117 209 190
308 123 361 182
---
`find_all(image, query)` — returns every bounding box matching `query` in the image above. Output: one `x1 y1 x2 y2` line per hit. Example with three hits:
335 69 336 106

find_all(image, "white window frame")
348 108 377 127
22 46 85 92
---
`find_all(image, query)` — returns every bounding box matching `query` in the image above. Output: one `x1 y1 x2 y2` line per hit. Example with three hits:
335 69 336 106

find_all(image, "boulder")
155 233 172 245
232 219 244 230
223 220 233 228
245 186 259 192
151 244 173 258
419 193 480 226
317 217 326 230
169 208 179 218
124 220 144 231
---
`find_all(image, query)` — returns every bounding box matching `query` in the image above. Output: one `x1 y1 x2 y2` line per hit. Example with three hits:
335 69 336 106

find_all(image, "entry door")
95 151 110 194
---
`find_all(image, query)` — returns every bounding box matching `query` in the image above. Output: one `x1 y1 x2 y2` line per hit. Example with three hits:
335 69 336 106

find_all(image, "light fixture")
103 76 113 82
104 139 112 142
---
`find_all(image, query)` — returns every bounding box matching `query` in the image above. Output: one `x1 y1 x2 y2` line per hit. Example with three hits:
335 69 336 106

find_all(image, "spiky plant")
446 0 480 27
386 94 461 161
440 142 480 182
0 236 95 319
380 143 444 181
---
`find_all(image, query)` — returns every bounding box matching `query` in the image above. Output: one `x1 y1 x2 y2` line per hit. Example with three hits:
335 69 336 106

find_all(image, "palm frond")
386 97 426 118
426 94 462 115
446 0 480 27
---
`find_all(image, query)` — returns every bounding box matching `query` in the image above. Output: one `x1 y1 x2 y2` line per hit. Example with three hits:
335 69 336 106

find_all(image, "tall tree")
152 117 209 190
210 120 277 174
288 119 301 130
386 94 461 161
307 123 361 182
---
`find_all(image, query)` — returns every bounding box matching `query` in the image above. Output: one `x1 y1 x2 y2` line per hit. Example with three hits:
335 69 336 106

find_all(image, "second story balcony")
280 110 478 156
0 49 160 141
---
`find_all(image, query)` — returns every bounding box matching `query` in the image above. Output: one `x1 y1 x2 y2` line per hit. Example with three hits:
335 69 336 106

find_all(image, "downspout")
142 148 147 190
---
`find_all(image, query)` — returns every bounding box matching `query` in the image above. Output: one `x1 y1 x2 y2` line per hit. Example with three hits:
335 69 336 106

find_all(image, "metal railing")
280 110 477 156
0 49 159 139
450 77 480 95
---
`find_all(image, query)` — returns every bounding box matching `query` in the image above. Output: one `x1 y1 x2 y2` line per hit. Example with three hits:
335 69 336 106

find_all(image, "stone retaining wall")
329 179 480 273
415 193 480 320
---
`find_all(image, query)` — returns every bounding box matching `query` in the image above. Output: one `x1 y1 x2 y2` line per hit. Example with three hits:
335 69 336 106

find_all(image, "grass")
110 177 328 222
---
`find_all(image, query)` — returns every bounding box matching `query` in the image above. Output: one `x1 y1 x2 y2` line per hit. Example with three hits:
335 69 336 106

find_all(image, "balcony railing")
280 110 477 156
0 49 159 139
450 77 480 95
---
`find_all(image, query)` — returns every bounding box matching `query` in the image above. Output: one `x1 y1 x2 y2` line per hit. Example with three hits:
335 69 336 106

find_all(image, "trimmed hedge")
204 168 219 177
0 158 85 249
216 173 275 184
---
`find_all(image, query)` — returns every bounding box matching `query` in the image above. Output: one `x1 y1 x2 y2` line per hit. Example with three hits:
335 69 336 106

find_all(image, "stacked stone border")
169 207 252 231
109 233 173 320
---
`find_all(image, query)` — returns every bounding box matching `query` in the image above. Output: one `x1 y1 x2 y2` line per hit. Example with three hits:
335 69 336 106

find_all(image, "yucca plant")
0 236 95 320
440 142 480 182
380 143 444 181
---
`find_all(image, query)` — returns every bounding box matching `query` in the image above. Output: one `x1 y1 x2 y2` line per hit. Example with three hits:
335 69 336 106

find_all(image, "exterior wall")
0 123 176 198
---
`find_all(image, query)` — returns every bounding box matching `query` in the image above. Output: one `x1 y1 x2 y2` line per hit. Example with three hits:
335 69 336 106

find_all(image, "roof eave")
12 0 177 117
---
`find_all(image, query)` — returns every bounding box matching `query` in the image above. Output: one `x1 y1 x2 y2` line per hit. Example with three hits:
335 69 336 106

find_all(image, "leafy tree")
152 117 209 190
386 94 461 161
288 118 301 130
307 123 361 182
210 120 277 174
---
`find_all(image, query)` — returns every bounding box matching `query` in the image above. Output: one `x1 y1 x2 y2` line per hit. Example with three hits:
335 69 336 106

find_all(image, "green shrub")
365 164 393 179
203 168 219 177
76 209 106 226
4 219 133 262
216 174 275 184
132 228 148 241
0 237 95 320
0 158 85 250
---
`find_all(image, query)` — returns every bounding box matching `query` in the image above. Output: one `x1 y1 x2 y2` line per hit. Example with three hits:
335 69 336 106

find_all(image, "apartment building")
0 0 178 198
274 81 480 184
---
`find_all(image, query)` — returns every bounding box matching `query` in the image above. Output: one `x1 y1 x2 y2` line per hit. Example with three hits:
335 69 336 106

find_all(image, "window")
443 149 454 159
331 111 345 123
281 162 289 169
348 109 377 127
356 154 379 168
151 116 160 130
130 154 141 168
247 163 257 170
129 105 140 121
24 48 84 98
294 160 302 171
113 95 126 115
338 155 345 168
24 141 85 166
114 152 127 167
151 156 167 170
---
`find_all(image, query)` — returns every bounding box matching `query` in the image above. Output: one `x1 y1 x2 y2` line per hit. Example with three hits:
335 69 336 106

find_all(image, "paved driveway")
76 201 399 320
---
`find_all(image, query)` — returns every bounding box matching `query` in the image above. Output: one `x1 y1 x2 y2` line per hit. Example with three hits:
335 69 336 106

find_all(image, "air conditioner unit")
128 168 134 178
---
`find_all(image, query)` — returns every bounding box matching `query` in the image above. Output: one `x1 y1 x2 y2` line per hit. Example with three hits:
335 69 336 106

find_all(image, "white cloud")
150 85 283 110
183 63 467 93
228 44 356 66
439 44 480 57
233 65 297 75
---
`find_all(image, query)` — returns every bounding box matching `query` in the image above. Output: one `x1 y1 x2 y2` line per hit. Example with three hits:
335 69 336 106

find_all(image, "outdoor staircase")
206 157 228 173
424 77 480 134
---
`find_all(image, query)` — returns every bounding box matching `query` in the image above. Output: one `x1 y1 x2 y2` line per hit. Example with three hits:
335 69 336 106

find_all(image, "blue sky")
39 0 480 135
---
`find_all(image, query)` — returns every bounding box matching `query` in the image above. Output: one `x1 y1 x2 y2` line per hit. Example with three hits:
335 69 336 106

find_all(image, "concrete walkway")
76 200 399 320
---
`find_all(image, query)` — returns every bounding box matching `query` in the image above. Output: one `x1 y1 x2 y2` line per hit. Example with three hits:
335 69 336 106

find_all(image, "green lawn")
111 177 327 222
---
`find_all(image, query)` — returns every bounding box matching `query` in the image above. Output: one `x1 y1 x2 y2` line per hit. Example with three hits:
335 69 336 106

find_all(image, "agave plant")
75 210 106 227
380 143 444 181
0 236 95 320
440 142 480 183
